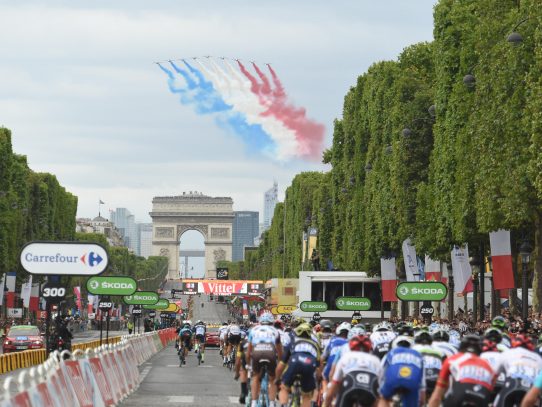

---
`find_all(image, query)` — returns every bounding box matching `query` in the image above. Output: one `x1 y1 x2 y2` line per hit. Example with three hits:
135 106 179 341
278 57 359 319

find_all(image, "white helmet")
336 322 352 335
392 335 414 349
348 325 366 339
373 322 392 333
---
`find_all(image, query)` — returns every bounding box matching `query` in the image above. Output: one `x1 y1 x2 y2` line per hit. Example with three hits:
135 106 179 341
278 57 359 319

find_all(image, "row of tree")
228 0 542 311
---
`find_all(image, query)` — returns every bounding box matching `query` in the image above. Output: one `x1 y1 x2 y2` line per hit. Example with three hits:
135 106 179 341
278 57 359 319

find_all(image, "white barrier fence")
0 329 174 407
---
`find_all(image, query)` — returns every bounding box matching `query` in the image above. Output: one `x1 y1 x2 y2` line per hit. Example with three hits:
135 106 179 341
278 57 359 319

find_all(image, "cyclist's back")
380 336 425 407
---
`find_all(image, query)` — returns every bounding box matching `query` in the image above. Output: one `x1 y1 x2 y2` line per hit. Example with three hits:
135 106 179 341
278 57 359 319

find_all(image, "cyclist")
247 312 282 407
428 335 495 407
325 334 381 407
492 316 512 349
431 329 457 358
380 335 425 407
493 334 542 406
412 329 445 398
480 327 505 399
322 322 351 390
274 318 291 350
193 320 206 363
370 322 396 359
276 322 321 407
522 368 542 406
235 324 252 405
319 319 334 350
225 322 242 367
178 323 193 365
219 322 228 357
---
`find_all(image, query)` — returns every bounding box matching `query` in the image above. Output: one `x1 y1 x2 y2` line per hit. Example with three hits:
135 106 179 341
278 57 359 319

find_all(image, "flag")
380 257 397 302
29 283 39 312
87 294 95 315
402 239 419 281
0 274 6 306
6 272 16 308
451 245 473 294
74 286 82 311
489 230 515 290
21 276 32 308
425 256 441 281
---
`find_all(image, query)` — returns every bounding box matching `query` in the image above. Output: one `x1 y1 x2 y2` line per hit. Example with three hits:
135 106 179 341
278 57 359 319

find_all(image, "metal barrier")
71 335 122 351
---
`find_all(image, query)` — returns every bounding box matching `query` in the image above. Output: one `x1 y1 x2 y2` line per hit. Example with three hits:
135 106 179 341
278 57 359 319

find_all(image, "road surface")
121 294 240 406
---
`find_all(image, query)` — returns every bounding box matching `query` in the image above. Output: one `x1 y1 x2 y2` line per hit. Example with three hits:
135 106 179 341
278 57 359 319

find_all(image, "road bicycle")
258 361 270 407
227 347 236 370
178 342 186 367
289 375 302 407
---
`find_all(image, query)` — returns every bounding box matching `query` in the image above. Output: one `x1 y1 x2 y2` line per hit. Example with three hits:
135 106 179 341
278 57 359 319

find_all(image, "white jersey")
332 350 382 383
370 331 396 347
499 347 542 386
195 324 206 336
219 326 228 340
228 325 241 336
481 351 505 384
248 325 280 346
433 340 458 358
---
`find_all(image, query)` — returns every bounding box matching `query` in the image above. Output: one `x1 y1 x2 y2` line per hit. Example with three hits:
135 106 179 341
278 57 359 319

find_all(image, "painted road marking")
139 366 151 381
229 397 238 404
168 396 194 403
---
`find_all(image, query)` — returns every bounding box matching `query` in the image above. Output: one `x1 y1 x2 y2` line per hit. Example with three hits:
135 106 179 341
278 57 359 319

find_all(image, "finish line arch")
150 192 233 279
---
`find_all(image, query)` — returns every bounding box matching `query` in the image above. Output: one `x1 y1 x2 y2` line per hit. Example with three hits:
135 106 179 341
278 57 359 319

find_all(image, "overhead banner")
182 282 198 295
181 279 264 296
246 283 263 295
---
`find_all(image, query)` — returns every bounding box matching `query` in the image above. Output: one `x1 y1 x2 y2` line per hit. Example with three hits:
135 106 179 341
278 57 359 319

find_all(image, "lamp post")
447 263 454 321
520 241 533 321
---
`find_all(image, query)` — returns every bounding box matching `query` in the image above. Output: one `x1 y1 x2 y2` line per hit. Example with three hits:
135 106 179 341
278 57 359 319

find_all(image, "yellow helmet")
294 323 312 337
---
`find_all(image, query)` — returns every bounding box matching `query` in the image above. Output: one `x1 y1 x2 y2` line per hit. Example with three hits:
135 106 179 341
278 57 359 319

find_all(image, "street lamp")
447 262 454 321
520 240 532 321
469 254 481 324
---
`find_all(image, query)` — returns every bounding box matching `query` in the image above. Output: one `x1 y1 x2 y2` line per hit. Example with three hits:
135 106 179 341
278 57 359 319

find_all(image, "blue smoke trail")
159 62 275 155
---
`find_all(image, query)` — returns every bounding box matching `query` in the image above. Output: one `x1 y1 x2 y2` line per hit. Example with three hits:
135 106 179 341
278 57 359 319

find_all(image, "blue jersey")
382 347 425 389
323 336 348 380
179 328 192 339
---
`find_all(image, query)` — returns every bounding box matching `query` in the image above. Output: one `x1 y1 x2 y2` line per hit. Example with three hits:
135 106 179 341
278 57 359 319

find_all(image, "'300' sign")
41 283 66 304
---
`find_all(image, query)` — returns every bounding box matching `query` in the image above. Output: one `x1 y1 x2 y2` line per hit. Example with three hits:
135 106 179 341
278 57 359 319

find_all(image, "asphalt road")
121 294 240 406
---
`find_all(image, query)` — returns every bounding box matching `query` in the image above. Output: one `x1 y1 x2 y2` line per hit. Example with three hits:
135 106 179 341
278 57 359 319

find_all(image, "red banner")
200 281 246 296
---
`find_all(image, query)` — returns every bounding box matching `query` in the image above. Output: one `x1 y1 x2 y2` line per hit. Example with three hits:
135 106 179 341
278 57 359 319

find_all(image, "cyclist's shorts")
251 346 277 375
380 377 420 407
196 334 205 344
493 378 529 407
336 371 379 407
228 334 241 346
281 354 318 392
442 383 492 407
181 337 191 348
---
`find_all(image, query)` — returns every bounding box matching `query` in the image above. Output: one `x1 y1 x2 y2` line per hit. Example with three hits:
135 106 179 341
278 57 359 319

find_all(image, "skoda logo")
89 280 99 290
399 286 409 296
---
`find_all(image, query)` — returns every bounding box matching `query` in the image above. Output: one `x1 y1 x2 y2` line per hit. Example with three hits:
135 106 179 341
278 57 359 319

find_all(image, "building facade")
110 208 138 253
138 223 153 258
263 181 278 231
232 211 259 261
75 216 124 247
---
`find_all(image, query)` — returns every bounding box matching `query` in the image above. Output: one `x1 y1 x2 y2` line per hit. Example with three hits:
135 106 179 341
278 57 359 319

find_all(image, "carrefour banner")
182 279 264 296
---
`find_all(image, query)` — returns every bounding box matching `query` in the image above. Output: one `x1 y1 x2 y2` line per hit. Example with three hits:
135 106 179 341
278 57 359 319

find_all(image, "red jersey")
436 352 496 391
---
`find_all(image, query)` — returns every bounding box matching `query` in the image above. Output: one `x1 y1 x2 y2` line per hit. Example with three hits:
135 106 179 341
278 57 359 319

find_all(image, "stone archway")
150 192 233 279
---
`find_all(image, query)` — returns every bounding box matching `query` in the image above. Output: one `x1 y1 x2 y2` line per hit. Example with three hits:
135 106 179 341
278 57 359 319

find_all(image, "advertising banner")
396 282 448 301
200 281 246 296
182 282 198 295
246 283 263 295
300 301 328 312
143 299 169 310
87 276 137 296
216 267 229 280
122 291 159 305
335 297 371 311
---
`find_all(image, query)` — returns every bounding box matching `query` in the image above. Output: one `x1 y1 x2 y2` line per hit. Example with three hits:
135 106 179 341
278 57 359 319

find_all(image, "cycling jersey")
481 350 505 389
433 340 458 358
194 324 206 337
228 325 241 336
179 328 192 347
370 331 395 358
219 325 228 340
281 337 321 392
499 347 542 385
412 344 444 392
437 352 495 406
248 325 281 375
322 336 348 381
333 350 382 380
380 347 425 407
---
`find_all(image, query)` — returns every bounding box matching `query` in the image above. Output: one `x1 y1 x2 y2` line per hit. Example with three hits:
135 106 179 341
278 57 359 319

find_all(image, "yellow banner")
276 305 297 314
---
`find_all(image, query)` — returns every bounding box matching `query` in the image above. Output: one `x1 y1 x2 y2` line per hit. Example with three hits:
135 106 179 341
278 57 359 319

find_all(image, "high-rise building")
138 223 153 258
232 211 259 261
109 208 138 253
263 181 278 231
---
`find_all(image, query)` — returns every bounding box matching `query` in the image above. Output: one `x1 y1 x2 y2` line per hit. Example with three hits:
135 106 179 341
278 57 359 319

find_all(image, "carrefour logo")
24 251 103 266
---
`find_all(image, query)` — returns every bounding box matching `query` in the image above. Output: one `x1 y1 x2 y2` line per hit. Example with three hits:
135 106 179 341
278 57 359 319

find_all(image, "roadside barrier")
0 328 176 406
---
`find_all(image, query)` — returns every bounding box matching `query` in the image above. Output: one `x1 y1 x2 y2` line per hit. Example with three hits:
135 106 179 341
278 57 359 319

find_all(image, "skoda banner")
86 276 137 296
396 282 447 301
123 291 159 305
143 298 169 310
299 301 328 312
335 297 371 311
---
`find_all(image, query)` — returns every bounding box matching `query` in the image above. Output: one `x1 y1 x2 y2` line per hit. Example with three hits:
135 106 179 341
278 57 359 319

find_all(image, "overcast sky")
0 0 436 225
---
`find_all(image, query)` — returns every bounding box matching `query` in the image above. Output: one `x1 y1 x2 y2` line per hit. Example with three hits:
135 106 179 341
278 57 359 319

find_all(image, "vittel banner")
199 281 246 296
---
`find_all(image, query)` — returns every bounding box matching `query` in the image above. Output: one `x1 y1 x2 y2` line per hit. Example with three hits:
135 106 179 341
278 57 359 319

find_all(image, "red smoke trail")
238 62 324 160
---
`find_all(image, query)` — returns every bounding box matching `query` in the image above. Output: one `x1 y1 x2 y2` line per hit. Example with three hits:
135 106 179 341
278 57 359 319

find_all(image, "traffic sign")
335 297 371 311
41 282 66 304
87 276 137 296
123 291 159 305
143 299 169 309
20 242 109 275
396 282 447 301
276 305 297 314
300 301 328 312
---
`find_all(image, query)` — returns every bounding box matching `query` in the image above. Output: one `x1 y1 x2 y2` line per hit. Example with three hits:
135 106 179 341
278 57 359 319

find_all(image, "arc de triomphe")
150 193 233 279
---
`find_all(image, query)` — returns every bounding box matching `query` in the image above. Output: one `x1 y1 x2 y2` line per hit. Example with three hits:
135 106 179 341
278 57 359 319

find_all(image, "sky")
0 1 437 227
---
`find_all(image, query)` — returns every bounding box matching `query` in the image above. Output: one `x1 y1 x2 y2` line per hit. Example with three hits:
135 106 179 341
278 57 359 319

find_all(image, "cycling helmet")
183 323 191 329
432 329 450 342
320 319 333 332
351 319 360 325
492 316 508 331
290 317 304 328
512 334 535 351
397 324 415 337
349 334 372 352
294 323 312 337
414 330 433 345
348 325 366 339
373 322 392 332
392 335 414 349
259 312 274 325
336 322 352 336
484 328 503 344
222 322 228 326
459 335 482 355
482 339 498 353
196 320 203 325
